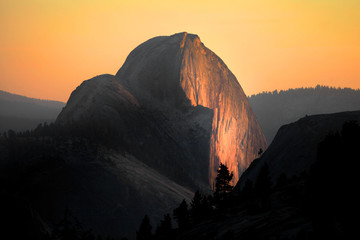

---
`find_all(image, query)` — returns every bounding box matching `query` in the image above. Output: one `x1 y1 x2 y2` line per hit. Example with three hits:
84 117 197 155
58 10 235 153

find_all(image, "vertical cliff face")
178 33 267 185
115 32 267 185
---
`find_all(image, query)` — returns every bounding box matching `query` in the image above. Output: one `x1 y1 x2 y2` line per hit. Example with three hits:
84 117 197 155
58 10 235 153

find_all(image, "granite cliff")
58 32 267 186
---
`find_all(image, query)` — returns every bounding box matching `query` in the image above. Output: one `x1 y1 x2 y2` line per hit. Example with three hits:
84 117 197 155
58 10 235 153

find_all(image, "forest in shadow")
0 117 359 239
136 120 360 240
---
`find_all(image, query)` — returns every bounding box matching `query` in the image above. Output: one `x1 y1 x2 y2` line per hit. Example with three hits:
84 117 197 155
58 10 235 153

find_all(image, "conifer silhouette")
215 163 234 200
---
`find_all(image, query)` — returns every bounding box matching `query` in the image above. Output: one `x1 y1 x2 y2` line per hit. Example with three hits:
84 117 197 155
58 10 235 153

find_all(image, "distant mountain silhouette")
0 90 65 132
249 85 360 143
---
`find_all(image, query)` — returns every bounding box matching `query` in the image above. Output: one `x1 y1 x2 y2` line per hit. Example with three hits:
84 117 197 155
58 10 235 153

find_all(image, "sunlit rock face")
179 33 267 185
115 32 267 185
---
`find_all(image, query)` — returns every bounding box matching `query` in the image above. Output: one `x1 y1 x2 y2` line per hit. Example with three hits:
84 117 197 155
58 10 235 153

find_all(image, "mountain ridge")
0 90 65 105
249 85 360 143
0 90 65 132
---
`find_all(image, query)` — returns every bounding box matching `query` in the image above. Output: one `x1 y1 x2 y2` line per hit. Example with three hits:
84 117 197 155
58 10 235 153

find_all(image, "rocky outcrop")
114 32 267 186
58 32 267 187
57 73 213 189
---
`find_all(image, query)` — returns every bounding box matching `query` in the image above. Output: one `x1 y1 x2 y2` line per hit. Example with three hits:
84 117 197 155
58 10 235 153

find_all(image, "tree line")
136 161 277 240
136 120 360 239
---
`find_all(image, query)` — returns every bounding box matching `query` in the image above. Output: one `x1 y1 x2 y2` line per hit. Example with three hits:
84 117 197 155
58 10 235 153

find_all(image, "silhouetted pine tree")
254 163 272 196
306 121 360 238
52 206 95 240
154 214 172 238
173 199 189 229
214 163 233 201
136 215 152 240
190 190 210 223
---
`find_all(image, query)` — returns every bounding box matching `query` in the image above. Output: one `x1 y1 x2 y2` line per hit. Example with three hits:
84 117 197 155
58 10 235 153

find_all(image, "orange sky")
1 0 359 102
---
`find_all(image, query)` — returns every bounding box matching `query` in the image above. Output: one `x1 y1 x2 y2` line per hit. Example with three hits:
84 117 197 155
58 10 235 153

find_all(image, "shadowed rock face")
115 32 267 185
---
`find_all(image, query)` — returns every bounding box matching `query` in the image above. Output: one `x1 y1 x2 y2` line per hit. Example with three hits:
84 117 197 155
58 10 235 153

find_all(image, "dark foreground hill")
237 110 360 188
148 111 360 240
249 86 360 143
0 126 194 239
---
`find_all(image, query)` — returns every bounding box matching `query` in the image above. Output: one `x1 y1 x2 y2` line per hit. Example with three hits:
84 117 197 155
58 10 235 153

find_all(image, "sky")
0 0 359 102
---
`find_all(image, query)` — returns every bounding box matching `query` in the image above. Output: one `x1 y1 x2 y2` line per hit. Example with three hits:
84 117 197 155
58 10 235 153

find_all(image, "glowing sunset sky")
1 0 359 102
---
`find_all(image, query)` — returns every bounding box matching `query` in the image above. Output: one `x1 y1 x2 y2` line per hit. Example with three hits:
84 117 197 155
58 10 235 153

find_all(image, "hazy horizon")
1 84 360 103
